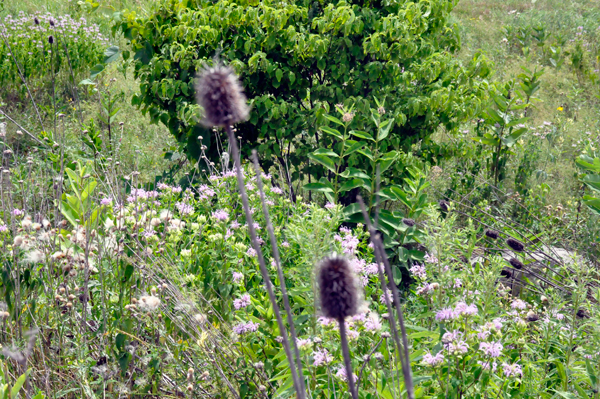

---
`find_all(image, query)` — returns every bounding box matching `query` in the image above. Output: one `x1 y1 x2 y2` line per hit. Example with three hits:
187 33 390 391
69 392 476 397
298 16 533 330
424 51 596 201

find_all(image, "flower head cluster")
479 341 503 358
422 351 445 366
176 202 194 215
212 209 229 221
296 338 312 350
511 299 527 310
334 227 360 255
233 321 259 335
232 271 244 283
424 252 438 264
409 264 426 279
312 349 333 366
455 301 478 317
233 294 251 310
335 367 357 382
502 363 522 378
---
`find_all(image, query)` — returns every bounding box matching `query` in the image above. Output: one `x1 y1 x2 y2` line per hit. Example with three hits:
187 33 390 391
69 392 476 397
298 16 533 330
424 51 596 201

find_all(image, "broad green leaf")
10 371 28 399
583 174 600 193
377 119 394 141
344 140 363 156
576 156 600 173
324 115 345 126
339 178 364 192
583 196 600 215
303 182 334 193
501 127 527 147
90 64 105 79
350 130 375 141
340 167 370 180
104 45 120 64
313 148 339 158
308 153 337 173
586 359 598 389
320 126 343 139
357 147 374 161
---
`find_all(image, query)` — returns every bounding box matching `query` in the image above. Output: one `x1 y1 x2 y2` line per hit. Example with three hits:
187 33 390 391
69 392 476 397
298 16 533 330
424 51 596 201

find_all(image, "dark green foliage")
119 0 492 182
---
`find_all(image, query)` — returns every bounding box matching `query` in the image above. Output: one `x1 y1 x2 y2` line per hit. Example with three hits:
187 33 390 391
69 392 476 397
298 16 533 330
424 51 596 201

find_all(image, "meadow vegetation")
0 0 600 397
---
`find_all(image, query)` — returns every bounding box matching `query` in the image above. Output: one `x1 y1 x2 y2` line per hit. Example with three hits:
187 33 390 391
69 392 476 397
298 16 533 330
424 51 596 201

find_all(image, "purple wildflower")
232 272 244 283
455 302 478 316
409 264 426 279
436 308 457 321
422 352 445 366
176 202 194 215
271 186 283 195
246 247 257 257
335 367 357 382
479 341 503 358
502 363 522 378
233 294 251 310
100 198 112 205
212 209 229 221
447 341 469 355
325 202 335 209
511 299 527 310
233 321 259 335
312 349 333 366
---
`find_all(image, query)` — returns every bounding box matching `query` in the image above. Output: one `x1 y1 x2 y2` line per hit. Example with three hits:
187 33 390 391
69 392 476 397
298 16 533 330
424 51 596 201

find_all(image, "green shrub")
119 0 492 185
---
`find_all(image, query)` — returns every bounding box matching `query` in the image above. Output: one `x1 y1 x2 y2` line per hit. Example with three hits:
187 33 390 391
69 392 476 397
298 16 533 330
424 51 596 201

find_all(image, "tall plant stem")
338 319 358 399
357 197 415 399
225 125 306 399
251 151 306 394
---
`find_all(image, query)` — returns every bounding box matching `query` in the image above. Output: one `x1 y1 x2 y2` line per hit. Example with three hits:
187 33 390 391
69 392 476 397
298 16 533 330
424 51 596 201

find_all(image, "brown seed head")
506 238 524 252
195 63 250 127
509 258 524 270
317 255 360 320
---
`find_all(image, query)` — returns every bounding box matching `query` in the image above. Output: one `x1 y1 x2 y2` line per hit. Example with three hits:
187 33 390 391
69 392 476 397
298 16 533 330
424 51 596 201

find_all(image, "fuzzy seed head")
317 255 361 320
506 238 524 252
439 200 449 212
526 311 539 322
500 269 512 278
402 218 416 227
485 229 499 239
195 63 250 127
508 258 523 270
48 35 54 44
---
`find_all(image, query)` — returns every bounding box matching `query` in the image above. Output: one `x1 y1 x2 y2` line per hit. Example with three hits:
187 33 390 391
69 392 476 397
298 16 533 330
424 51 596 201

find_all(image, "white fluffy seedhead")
195 63 250 128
